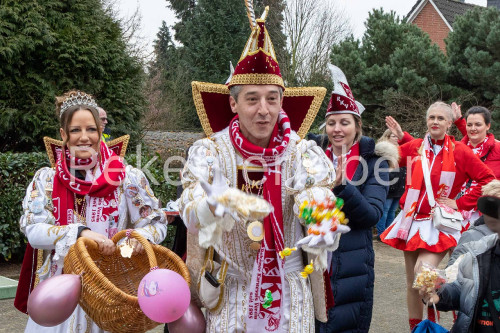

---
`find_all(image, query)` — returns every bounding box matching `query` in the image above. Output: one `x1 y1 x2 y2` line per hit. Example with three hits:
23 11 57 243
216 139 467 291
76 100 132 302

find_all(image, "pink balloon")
168 302 206 333
138 269 190 323
27 274 81 327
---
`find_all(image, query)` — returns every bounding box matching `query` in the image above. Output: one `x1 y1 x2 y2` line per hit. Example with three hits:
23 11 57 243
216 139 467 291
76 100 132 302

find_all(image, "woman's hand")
436 198 458 210
334 155 345 187
129 238 145 255
451 102 462 121
80 229 116 255
385 116 404 140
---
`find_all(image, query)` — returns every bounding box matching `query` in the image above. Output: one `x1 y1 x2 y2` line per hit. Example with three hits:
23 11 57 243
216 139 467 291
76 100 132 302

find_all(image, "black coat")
317 136 389 333
387 166 406 198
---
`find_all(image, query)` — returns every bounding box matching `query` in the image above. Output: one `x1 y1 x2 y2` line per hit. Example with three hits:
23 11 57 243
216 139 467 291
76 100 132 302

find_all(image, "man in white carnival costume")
179 4 349 333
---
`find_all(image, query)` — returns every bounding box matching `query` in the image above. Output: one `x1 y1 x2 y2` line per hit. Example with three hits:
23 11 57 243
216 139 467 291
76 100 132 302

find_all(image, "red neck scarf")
229 110 291 331
325 142 360 181
53 142 125 237
396 134 456 240
467 135 489 157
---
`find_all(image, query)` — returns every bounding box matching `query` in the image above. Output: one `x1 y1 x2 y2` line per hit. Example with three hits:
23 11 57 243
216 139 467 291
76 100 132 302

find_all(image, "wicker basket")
64 229 190 333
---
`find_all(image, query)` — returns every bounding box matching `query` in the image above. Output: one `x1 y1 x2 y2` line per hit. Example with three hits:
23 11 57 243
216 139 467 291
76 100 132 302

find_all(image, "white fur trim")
375 141 400 169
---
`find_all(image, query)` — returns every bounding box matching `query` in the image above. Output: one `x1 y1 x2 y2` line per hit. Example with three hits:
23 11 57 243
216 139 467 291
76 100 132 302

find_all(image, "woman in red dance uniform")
381 101 495 330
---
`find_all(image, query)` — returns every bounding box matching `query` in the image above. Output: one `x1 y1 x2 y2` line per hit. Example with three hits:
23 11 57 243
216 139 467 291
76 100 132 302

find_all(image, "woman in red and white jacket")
381 101 495 331
451 104 500 227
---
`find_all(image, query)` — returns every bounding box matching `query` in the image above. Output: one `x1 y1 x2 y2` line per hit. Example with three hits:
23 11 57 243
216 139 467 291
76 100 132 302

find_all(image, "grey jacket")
436 233 499 333
448 217 495 267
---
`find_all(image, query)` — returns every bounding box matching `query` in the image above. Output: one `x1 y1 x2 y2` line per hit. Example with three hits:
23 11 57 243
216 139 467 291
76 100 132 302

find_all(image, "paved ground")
0 241 454 332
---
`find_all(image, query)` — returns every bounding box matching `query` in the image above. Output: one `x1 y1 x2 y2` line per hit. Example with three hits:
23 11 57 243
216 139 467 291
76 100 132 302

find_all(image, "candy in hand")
412 261 446 293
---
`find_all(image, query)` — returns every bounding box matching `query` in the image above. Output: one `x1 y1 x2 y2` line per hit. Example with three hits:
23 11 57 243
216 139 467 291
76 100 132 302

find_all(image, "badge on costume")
125 184 139 198
30 197 45 214
206 150 215 166
247 221 264 250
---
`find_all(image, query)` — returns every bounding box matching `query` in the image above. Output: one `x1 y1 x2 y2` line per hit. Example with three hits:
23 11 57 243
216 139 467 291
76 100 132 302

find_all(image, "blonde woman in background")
374 129 407 240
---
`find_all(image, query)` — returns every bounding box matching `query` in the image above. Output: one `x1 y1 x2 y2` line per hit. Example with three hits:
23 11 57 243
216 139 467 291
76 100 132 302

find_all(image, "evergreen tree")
0 0 145 152
330 9 456 137
152 0 286 130
447 7 500 132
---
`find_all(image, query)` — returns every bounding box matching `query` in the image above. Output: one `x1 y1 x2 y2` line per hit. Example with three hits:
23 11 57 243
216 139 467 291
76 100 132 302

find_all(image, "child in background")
422 180 500 332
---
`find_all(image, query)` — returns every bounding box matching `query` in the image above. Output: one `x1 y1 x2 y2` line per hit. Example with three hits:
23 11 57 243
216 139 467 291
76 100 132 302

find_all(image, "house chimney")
488 0 500 9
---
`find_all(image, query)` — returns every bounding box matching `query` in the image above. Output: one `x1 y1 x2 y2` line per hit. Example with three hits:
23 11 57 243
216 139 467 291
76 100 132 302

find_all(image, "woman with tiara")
18 90 169 332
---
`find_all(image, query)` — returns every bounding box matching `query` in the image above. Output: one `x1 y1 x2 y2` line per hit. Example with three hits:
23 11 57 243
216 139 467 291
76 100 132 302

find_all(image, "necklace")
74 192 87 225
71 165 98 225
241 165 266 197
241 168 266 250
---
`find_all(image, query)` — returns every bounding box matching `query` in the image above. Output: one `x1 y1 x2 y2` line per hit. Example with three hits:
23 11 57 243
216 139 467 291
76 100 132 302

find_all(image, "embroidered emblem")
30 197 45 214
125 184 139 198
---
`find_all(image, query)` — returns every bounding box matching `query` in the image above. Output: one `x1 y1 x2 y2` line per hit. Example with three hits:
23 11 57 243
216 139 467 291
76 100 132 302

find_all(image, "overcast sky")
117 0 488 56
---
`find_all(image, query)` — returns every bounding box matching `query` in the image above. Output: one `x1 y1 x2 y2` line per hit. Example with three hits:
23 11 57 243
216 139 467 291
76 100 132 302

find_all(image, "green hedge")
0 150 179 262
0 152 50 261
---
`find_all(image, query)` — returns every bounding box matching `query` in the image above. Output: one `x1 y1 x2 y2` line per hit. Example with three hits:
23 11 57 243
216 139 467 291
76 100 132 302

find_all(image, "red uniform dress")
381 134 495 252
453 118 500 225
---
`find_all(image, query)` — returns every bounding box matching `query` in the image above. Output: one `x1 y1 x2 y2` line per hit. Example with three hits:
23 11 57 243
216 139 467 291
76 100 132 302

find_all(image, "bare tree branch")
100 0 152 63
282 0 351 85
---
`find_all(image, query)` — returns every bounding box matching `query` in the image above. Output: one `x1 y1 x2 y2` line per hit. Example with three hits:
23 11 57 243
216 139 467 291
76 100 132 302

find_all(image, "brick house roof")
407 0 479 28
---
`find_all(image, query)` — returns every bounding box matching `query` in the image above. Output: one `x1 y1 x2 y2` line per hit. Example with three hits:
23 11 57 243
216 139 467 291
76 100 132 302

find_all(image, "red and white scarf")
396 134 456 240
53 141 125 237
229 110 291 332
325 142 360 181
459 135 490 197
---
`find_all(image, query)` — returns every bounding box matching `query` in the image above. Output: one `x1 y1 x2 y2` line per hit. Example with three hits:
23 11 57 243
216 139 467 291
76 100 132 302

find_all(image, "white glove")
296 223 350 271
296 223 350 250
200 166 240 222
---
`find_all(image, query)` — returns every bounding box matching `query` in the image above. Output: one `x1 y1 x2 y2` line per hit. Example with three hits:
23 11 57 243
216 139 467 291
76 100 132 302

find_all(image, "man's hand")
385 116 404 140
296 224 350 250
200 166 240 222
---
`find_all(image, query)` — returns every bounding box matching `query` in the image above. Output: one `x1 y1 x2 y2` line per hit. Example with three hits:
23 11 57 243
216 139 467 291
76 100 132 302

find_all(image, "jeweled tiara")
60 91 98 117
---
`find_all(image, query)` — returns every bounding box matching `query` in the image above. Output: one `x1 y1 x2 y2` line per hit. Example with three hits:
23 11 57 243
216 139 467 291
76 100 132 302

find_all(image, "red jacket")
454 118 500 178
398 135 495 217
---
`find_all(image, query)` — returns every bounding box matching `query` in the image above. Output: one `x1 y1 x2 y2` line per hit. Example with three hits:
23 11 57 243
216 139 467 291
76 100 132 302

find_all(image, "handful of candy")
216 188 273 221
299 198 348 233
412 261 447 293
295 198 351 272
295 197 350 252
